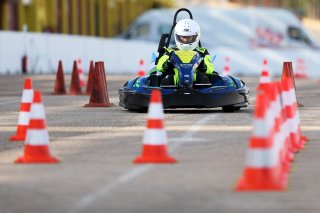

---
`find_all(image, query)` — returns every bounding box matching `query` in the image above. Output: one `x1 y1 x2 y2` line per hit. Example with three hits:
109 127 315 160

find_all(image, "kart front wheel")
222 106 237 113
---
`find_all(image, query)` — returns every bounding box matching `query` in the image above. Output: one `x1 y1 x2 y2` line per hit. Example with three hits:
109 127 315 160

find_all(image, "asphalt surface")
0 74 320 213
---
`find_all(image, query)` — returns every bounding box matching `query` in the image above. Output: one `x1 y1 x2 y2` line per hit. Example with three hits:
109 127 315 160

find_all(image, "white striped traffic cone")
222 57 230 75
133 89 176 163
281 62 305 107
278 81 295 167
137 59 146 77
77 58 86 87
257 58 271 91
281 78 306 152
9 78 33 141
236 91 286 191
270 82 293 172
15 90 60 164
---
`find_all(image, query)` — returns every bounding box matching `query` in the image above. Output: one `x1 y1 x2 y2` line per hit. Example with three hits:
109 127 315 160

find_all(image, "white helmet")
174 19 200 51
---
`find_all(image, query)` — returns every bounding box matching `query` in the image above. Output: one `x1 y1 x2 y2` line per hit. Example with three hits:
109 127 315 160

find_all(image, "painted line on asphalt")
0 99 19 106
169 116 214 152
68 114 218 213
68 165 153 213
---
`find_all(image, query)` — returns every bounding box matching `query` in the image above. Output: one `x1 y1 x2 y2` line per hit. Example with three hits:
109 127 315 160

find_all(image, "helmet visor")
175 34 198 44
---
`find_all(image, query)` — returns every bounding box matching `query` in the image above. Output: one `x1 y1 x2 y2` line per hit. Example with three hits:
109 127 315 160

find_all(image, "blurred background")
0 0 320 76
1 0 319 37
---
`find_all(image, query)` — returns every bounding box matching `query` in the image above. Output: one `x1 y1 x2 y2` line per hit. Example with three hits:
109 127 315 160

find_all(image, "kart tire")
149 74 159 87
128 107 148 113
222 106 236 113
161 74 175 86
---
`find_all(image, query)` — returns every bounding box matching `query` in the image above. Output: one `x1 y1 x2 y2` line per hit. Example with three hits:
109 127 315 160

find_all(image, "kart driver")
155 18 216 86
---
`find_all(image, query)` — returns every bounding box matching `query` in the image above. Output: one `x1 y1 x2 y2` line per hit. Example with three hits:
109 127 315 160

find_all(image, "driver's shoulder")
165 47 179 53
195 47 208 54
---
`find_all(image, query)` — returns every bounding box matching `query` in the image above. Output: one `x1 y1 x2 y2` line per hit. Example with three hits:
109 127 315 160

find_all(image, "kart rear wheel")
128 108 148 113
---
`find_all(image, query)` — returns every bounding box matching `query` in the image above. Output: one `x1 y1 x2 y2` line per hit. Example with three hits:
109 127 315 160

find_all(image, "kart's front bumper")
119 87 249 111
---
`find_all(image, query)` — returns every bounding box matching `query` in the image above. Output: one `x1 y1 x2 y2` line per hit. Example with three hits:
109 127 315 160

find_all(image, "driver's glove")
198 60 207 72
149 72 159 87
162 60 174 72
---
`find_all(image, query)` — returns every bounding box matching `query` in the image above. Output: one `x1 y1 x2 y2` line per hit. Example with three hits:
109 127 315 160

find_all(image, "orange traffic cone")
222 57 230 75
9 78 34 141
281 62 304 107
53 60 66 95
86 60 94 95
15 90 60 163
84 62 114 107
282 62 295 83
133 89 176 164
278 80 296 166
271 82 293 172
257 58 271 91
137 59 146 76
69 60 82 95
236 91 286 191
77 58 86 87
281 78 308 151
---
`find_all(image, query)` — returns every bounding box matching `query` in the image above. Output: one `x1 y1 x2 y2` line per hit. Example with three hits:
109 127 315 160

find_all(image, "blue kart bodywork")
118 73 249 112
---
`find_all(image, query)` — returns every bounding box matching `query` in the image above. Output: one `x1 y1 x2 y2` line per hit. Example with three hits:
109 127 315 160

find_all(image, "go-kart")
119 8 249 112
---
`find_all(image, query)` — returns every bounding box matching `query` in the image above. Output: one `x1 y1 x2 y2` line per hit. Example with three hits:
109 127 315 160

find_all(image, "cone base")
286 150 294 162
9 135 25 141
52 92 66 95
133 144 177 164
294 74 308 79
293 139 305 152
15 156 60 164
84 102 114 107
293 144 304 152
235 178 286 191
301 135 309 143
68 92 83 96
290 134 303 153
298 102 304 107
133 155 176 164
15 145 60 164
235 168 287 191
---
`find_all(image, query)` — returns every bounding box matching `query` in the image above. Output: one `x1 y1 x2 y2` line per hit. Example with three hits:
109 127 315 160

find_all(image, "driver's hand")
199 60 207 71
162 60 174 71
